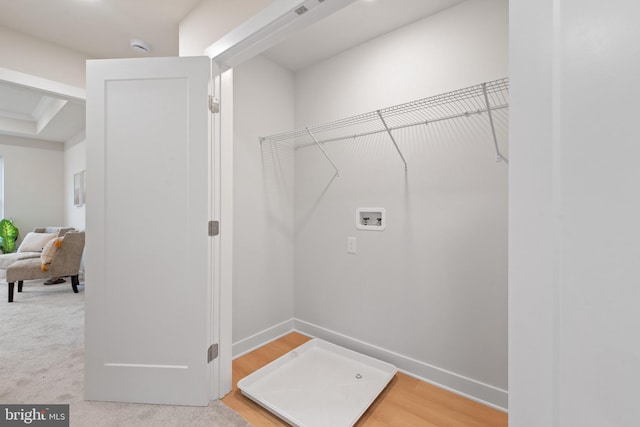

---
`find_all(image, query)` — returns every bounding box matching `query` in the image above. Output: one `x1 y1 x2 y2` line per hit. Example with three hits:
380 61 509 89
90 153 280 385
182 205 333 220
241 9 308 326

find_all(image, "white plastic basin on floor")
238 338 397 427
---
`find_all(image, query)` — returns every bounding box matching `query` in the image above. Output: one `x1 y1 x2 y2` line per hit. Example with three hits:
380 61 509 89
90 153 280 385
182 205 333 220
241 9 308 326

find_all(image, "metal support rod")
482 83 509 164
307 128 339 176
377 110 408 171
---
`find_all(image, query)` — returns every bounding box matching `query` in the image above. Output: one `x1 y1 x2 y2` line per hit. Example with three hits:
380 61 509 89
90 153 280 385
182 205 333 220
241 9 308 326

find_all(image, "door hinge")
208 220 219 236
208 343 219 363
208 95 220 114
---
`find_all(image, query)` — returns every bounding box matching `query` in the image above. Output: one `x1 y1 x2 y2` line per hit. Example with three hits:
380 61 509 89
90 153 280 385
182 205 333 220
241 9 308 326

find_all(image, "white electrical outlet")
347 237 357 254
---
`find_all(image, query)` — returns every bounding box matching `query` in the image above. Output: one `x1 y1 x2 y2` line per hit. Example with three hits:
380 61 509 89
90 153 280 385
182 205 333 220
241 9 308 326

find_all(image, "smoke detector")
130 39 151 54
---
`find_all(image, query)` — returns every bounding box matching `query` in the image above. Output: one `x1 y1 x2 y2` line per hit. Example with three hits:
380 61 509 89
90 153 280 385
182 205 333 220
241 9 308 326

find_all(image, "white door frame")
0 67 85 102
210 62 234 398
203 0 356 399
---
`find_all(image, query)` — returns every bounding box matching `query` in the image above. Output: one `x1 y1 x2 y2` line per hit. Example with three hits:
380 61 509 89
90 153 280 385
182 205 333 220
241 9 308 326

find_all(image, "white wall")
0 26 89 88
509 0 640 425
64 134 86 230
0 26 88 232
0 136 65 244
293 0 508 409
231 55 296 352
178 0 270 56
294 0 507 124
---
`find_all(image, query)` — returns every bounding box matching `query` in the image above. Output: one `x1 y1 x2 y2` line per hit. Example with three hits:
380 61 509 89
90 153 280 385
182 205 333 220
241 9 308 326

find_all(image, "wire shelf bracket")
376 110 408 171
307 128 340 177
481 83 509 164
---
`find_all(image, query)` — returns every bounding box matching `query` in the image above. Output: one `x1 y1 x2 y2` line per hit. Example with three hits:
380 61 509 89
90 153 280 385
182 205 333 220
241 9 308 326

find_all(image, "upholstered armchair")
6 231 85 302
0 227 75 270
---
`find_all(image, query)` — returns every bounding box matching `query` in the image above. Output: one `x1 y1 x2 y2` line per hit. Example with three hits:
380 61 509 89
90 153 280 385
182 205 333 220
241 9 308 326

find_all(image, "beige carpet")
0 276 251 427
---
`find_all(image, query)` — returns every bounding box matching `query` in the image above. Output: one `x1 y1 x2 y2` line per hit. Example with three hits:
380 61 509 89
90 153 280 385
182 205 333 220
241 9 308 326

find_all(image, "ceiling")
0 0 465 144
0 0 202 59
264 0 465 71
0 0 201 143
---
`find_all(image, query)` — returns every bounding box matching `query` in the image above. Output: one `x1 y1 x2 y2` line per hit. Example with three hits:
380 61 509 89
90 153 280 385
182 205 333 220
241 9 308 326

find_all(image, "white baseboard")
231 318 296 358
232 318 508 411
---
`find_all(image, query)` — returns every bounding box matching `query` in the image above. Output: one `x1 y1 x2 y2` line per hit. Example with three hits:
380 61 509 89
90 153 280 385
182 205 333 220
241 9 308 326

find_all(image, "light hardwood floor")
222 332 507 427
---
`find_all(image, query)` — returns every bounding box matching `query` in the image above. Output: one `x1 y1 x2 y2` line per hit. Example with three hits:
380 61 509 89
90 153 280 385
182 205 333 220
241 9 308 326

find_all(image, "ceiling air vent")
294 5 309 15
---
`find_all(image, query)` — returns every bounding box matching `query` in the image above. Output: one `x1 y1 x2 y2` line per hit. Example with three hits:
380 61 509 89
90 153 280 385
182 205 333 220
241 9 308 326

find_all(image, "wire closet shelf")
259 77 509 172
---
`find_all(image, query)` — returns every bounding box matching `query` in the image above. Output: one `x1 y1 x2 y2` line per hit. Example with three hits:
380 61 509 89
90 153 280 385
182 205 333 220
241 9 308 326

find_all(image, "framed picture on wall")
74 170 85 206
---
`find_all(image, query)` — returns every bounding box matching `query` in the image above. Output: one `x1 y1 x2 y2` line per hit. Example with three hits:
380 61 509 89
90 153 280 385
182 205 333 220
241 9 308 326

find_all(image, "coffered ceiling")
0 82 85 143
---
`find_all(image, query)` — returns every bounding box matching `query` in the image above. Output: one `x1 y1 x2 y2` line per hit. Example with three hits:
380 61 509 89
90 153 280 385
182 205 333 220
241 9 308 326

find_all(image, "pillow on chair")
17 232 56 253
40 238 63 271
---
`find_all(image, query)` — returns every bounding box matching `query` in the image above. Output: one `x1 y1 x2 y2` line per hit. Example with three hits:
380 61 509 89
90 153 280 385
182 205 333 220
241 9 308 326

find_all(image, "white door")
84 56 213 406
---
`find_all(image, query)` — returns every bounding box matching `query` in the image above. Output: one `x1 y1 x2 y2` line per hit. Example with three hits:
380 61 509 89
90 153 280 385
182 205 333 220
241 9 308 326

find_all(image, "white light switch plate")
347 237 357 254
